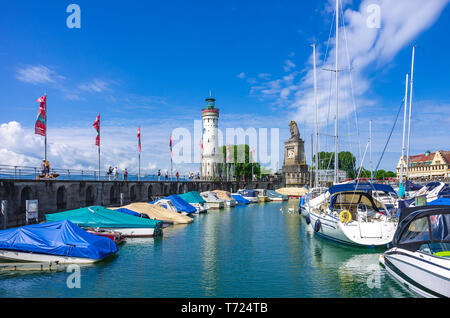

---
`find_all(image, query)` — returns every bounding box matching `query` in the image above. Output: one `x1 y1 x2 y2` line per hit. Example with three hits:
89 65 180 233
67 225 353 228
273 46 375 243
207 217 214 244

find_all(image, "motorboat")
152 198 179 213
266 189 289 201
151 195 197 215
231 194 251 205
410 182 450 202
379 205 450 298
200 191 225 209
305 183 397 247
45 206 163 238
236 189 259 203
0 220 118 264
212 190 236 207
178 191 210 213
254 189 270 202
85 228 125 245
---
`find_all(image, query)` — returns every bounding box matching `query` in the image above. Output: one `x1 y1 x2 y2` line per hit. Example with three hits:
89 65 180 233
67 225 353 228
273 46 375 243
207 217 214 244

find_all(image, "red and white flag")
170 134 173 159
34 95 47 136
93 114 100 146
137 126 141 153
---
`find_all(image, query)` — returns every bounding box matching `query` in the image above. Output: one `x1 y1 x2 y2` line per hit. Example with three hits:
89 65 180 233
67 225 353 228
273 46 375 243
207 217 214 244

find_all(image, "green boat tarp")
178 191 206 204
45 206 162 229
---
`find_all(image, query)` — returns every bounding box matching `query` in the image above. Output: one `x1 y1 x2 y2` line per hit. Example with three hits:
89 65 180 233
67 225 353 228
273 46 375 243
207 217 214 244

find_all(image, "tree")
219 144 261 180
313 151 356 179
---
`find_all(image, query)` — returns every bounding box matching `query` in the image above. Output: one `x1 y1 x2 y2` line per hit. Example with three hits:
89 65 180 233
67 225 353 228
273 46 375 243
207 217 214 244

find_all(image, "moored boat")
305 183 397 247
200 191 225 209
179 191 210 213
231 194 251 205
379 205 450 298
0 220 118 264
151 195 198 215
212 190 237 207
254 189 270 202
45 206 163 238
266 189 288 201
236 189 259 203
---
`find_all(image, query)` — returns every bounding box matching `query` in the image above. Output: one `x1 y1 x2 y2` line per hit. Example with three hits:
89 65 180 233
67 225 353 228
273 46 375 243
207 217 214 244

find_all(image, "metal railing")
0 164 196 182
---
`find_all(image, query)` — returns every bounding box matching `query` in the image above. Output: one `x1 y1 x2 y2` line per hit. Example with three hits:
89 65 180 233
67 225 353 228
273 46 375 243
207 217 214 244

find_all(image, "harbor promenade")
0 178 282 229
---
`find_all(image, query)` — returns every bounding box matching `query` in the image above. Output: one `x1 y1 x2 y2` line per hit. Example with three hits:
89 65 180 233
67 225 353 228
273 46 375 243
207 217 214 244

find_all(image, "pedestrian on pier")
44 160 50 179
107 166 113 181
123 168 128 181
176 171 179 181
158 169 161 181
114 167 118 180
165 170 168 181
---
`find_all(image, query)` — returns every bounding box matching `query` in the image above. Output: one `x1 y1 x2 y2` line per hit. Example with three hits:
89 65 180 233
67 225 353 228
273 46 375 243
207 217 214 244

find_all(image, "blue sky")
1 0 449 175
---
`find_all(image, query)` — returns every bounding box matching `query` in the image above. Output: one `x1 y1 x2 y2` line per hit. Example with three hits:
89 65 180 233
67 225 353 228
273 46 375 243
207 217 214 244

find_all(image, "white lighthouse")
201 91 220 180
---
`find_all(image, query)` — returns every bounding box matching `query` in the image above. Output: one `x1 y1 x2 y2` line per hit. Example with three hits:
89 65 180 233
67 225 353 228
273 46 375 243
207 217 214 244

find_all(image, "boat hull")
380 249 450 298
308 210 396 247
102 227 160 238
0 249 103 264
243 197 259 203
207 202 225 209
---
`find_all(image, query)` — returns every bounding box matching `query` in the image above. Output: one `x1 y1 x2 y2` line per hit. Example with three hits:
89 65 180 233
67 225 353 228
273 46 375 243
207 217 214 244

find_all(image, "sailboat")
305 0 397 247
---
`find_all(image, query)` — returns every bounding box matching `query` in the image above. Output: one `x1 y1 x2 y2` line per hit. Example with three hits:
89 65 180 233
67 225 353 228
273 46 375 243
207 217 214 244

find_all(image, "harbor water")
0 201 414 298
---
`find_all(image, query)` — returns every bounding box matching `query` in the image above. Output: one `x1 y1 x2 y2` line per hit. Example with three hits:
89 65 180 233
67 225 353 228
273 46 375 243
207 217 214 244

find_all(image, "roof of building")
404 150 450 165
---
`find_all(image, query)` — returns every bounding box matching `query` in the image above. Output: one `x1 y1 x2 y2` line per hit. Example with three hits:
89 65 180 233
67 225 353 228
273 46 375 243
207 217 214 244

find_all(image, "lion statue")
289 120 300 139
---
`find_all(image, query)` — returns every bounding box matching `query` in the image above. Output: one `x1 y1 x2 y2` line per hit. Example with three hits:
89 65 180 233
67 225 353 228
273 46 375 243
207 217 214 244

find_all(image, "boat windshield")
397 213 450 254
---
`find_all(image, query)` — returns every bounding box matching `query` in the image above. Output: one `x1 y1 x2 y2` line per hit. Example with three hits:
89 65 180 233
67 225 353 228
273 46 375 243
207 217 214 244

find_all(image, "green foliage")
313 151 396 180
219 144 261 180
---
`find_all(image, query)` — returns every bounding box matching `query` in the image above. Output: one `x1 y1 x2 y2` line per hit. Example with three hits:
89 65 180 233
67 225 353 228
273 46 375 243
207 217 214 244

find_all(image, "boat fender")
298 208 302 215
314 219 321 232
339 210 352 224
305 215 310 225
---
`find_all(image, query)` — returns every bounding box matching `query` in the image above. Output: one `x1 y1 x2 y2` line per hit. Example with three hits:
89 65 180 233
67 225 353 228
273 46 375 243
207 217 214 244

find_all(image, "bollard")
1 200 7 229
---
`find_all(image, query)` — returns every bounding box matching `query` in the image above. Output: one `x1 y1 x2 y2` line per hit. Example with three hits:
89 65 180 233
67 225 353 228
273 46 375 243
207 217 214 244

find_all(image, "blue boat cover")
46 206 161 228
428 198 450 206
151 195 197 214
0 220 117 260
232 194 250 204
238 189 257 197
115 208 141 218
405 180 423 191
328 183 396 196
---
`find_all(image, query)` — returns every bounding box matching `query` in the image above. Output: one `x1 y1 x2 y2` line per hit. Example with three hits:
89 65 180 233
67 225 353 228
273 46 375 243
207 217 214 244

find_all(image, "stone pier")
0 179 281 229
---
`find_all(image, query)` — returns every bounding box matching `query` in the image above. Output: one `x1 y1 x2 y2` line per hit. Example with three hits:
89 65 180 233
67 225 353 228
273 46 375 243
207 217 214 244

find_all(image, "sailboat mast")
406 46 416 181
312 43 319 188
369 120 373 179
334 0 339 184
400 73 409 183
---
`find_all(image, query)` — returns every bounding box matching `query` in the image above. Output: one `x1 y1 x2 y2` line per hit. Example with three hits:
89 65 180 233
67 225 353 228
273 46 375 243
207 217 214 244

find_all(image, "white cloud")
249 0 449 129
78 79 112 93
237 72 246 79
16 65 64 85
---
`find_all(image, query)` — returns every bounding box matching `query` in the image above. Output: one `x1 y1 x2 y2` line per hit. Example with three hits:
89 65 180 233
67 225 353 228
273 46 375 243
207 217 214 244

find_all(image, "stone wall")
0 179 281 229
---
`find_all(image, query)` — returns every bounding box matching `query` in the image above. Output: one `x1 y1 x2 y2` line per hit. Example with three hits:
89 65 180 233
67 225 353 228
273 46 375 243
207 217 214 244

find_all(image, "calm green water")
0 201 414 298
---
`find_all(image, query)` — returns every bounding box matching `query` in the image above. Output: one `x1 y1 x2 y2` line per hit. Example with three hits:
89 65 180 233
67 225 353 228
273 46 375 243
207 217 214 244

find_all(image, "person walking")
165 170 168 181
107 166 113 181
114 167 118 180
176 171 179 181
123 168 128 181
158 169 161 181
44 160 50 179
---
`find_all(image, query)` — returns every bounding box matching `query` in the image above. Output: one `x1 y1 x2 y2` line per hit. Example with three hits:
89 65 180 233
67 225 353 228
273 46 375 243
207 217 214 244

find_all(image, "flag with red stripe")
34 95 47 136
170 134 173 158
93 114 100 146
137 126 141 153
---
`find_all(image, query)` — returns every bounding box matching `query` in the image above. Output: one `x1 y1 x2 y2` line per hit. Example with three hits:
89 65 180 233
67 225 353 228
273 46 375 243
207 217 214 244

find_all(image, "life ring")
305 215 311 225
339 210 352 224
314 219 321 232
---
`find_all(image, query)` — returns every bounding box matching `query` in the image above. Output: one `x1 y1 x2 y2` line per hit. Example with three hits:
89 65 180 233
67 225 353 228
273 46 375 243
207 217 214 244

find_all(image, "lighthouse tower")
201 91 220 180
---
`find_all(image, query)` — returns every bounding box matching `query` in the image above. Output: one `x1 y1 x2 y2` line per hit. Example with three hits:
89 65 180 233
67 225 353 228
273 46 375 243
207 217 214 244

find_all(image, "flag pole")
44 92 47 162
98 125 100 181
